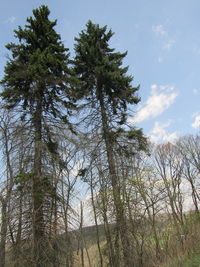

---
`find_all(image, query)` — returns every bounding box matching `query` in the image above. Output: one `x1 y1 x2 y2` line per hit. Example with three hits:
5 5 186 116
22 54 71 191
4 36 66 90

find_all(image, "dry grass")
74 241 107 267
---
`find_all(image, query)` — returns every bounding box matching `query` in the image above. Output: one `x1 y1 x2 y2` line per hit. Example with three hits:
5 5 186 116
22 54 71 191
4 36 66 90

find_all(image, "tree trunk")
90 173 104 267
97 87 133 267
32 96 46 267
80 202 85 267
0 201 7 267
53 191 59 267
14 192 23 267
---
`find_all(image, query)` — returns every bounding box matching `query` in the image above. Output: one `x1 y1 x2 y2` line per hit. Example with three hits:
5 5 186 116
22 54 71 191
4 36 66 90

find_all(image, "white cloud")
151 84 158 93
152 25 175 51
192 113 200 128
160 85 175 91
163 39 176 50
149 121 179 143
151 84 157 89
5 16 16 24
131 84 178 123
152 25 167 36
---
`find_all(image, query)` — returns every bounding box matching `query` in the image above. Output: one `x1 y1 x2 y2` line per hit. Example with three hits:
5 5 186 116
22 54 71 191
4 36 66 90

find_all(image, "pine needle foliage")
1 5 74 120
74 20 140 124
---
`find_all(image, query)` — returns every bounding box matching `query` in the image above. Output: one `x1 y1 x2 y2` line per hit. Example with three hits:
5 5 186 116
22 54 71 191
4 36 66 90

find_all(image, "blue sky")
1 0 200 143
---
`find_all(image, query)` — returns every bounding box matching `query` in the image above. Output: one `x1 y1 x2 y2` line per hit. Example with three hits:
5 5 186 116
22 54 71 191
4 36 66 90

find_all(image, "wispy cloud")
149 121 179 143
152 24 176 51
152 25 167 36
163 39 176 50
192 113 200 128
130 84 178 123
4 16 16 24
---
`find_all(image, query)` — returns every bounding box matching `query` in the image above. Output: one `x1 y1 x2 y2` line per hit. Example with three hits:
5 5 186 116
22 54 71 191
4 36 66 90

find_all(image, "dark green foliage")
78 168 88 177
42 175 60 200
74 20 146 151
0 5 74 120
15 172 32 191
74 21 140 122
127 128 148 151
15 172 31 185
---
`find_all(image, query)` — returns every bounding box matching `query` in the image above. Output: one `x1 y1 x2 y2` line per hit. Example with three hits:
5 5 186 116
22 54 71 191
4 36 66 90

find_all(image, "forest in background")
0 5 200 267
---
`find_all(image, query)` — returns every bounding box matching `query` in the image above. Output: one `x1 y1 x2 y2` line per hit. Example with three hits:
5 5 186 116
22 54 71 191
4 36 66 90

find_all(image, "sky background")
1 0 200 143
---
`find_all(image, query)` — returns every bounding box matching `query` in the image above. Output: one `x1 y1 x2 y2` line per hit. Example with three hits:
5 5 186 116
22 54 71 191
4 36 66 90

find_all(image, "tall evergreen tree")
74 21 146 267
1 5 73 266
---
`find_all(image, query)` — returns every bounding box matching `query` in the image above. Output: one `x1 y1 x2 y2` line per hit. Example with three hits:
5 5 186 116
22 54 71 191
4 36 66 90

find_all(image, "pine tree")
1 5 73 266
74 21 146 266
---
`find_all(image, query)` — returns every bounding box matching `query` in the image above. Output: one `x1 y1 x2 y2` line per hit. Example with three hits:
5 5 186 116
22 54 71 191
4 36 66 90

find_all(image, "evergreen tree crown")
1 5 72 118
74 20 140 119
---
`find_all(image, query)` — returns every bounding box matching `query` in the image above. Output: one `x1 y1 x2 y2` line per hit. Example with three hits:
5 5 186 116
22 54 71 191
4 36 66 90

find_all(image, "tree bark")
90 172 104 267
97 87 133 267
0 201 7 267
32 96 46 267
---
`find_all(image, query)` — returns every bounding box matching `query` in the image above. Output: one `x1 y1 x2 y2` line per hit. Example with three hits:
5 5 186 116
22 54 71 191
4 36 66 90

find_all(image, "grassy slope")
76 220 200 267
161 249 200 267
74 220 200 267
